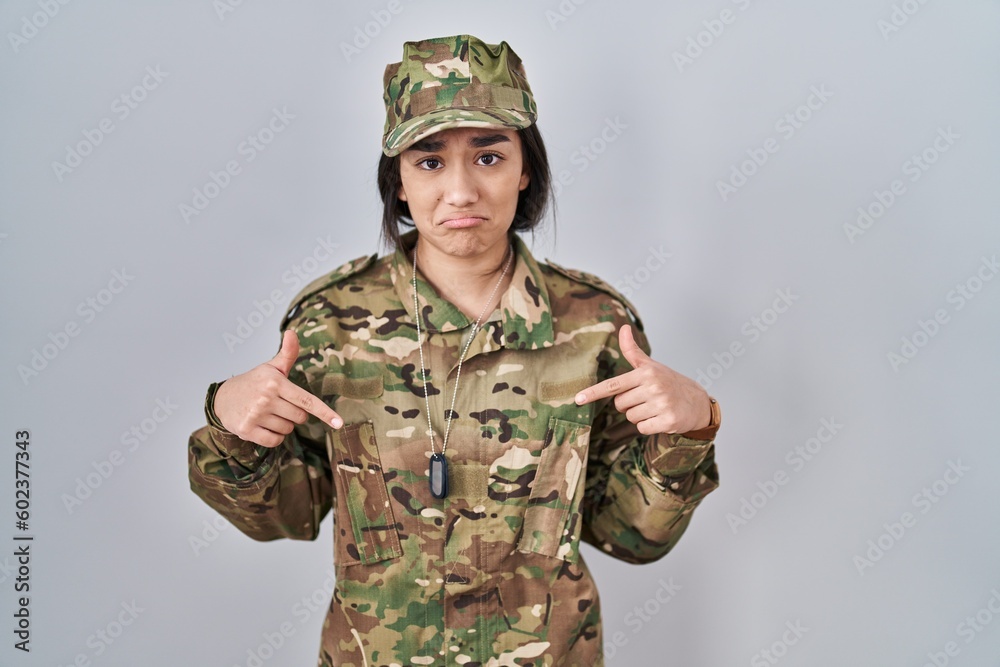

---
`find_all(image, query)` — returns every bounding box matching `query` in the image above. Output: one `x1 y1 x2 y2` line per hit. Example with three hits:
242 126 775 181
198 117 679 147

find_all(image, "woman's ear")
397 186 407 202
519 169 530 191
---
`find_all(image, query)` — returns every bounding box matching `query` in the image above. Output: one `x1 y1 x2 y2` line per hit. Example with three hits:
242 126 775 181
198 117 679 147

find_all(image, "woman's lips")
441 217 484 228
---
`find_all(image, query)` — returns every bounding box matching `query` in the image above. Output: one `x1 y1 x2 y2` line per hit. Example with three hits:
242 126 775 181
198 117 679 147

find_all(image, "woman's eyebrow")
469 133 510 148
409 133 511 153
410 137 446 152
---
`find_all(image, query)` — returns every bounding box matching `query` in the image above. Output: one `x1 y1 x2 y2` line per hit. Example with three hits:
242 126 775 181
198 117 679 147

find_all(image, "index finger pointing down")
280 379 344 428
574 370 641 406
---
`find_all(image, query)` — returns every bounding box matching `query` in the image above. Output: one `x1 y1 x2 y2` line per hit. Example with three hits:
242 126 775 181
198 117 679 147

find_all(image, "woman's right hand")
212 329 343 447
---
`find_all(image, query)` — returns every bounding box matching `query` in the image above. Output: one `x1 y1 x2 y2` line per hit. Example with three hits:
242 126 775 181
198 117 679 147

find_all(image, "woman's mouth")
441 217 484 228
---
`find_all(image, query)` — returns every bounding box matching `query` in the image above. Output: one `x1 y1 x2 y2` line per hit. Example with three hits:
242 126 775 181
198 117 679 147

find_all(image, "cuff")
204 380 230 431
203 380 272 469
676 422 720 442
644 431 715 483
642 396 720 488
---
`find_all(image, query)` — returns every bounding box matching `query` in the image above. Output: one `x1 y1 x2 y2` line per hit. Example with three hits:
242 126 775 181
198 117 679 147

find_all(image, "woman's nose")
440 162 479 207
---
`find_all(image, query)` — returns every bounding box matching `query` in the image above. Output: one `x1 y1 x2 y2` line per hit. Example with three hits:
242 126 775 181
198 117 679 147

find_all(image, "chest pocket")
516 416 591 563
328 413 403 567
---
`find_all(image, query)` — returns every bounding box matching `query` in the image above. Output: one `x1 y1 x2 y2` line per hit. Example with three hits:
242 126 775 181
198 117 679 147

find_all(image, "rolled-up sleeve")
579 313 720 565
187 329 334 542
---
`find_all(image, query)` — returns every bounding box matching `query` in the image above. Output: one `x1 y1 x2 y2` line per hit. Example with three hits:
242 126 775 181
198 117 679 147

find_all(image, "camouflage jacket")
187 229 720 667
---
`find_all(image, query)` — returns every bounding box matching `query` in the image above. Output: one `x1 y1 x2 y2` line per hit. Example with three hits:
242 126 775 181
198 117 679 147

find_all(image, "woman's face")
398 126 529 260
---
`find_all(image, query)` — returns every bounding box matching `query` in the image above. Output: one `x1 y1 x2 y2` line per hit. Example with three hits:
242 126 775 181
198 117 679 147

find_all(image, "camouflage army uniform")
188 228 720 666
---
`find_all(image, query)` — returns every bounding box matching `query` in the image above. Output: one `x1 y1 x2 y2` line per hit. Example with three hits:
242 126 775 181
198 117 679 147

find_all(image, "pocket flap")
518 417 591 560
331 421 401 565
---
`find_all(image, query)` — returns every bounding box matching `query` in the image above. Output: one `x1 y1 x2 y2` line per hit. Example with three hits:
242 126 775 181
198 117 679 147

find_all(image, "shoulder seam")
280 252 379 330
543 258 645 332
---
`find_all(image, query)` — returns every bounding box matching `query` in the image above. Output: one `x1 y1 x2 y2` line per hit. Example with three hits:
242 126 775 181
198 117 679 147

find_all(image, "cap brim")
383 107 535 157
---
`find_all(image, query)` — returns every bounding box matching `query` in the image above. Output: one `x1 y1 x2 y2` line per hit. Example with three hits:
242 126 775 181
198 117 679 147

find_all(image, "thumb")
619 324 649 369
269 329 299 376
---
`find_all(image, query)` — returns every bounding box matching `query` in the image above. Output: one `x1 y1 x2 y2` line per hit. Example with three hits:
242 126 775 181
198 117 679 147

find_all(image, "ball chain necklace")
411 241 513 500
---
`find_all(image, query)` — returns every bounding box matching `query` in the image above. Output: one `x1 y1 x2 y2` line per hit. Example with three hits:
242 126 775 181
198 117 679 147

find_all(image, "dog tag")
429 452 448 499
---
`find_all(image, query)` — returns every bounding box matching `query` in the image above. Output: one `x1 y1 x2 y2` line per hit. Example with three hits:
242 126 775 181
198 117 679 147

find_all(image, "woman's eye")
419 158 441 170
478 152 502 166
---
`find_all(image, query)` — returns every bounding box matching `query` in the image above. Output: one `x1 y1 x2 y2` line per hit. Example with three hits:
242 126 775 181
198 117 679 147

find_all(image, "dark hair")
376 123 554 251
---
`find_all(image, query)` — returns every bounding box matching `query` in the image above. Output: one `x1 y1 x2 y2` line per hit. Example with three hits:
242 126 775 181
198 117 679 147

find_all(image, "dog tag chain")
411 242 513 499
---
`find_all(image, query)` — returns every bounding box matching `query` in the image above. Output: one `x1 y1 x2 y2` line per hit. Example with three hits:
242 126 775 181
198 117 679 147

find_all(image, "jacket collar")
389 228 555 350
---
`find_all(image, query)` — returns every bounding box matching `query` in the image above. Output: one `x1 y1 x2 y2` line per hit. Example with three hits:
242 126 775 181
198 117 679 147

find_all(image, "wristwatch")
680 395 720 440
706 396 720 429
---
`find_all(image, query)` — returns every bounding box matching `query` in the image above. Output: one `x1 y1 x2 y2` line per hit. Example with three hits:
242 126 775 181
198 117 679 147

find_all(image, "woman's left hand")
575 324 712 435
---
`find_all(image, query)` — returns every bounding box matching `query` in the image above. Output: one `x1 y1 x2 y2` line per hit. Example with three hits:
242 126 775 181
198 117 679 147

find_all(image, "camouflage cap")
381 34 537 157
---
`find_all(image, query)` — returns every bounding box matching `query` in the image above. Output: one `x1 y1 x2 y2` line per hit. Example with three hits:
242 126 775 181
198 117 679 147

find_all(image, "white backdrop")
2 1 999 665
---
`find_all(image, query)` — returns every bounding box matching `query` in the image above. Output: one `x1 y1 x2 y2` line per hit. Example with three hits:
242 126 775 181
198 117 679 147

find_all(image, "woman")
188 34 721 666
